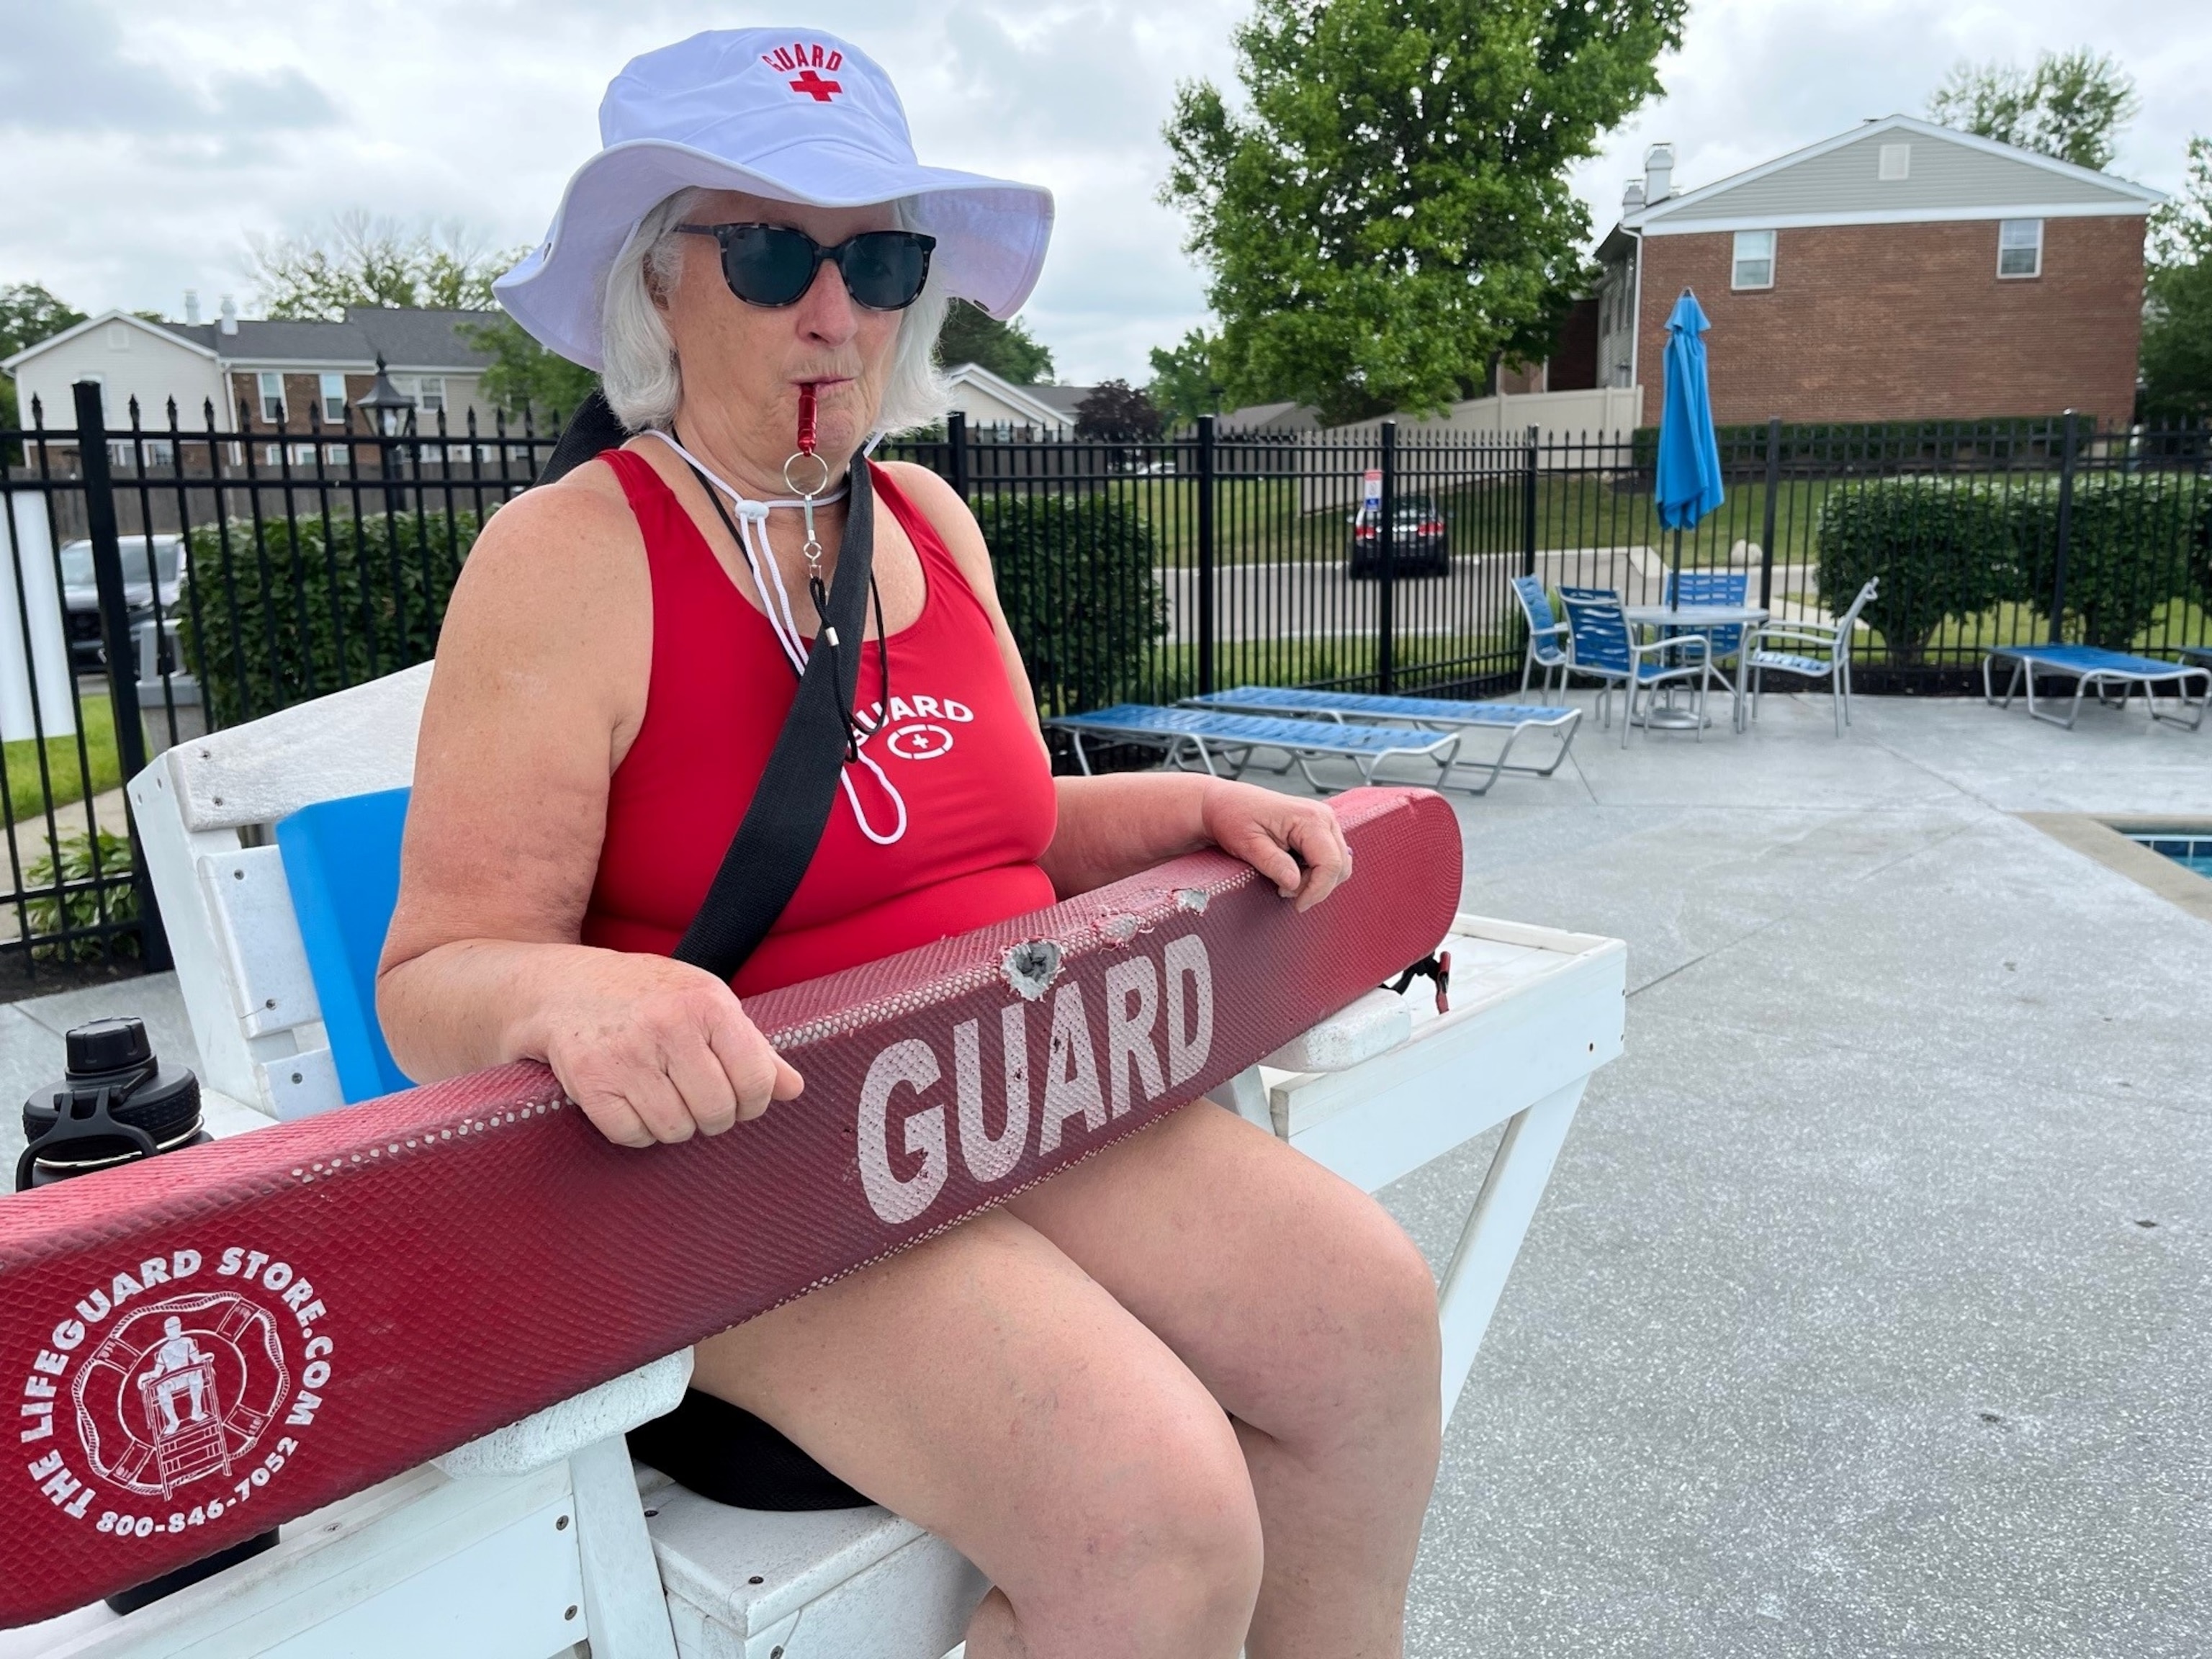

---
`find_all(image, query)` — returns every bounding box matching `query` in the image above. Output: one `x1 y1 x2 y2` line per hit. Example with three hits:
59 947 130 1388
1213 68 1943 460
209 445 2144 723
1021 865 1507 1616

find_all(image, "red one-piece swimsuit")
583 447 1061 1000
585 446 1063 1511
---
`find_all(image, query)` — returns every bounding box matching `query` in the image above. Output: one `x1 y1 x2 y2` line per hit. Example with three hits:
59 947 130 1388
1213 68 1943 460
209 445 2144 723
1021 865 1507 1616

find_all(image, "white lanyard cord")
639 429 909 847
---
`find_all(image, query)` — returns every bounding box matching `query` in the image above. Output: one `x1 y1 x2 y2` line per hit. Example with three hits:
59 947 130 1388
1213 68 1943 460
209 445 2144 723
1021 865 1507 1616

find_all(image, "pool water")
2128 832 2212 879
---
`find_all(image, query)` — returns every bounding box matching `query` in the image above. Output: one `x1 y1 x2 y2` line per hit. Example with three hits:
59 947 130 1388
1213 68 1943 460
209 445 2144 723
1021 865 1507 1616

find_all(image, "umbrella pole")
1671 525 1683 609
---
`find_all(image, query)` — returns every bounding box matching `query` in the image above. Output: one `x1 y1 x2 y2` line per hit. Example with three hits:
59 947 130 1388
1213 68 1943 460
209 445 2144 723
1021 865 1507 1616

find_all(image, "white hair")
598 188 953 436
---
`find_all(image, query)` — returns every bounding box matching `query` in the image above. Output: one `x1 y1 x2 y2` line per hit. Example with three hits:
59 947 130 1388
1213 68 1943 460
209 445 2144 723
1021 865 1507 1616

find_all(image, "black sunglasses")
673 222 937 311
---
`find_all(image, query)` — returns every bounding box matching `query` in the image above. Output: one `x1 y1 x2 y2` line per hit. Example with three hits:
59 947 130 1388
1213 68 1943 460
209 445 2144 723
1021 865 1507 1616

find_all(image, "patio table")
1622 603 1770 730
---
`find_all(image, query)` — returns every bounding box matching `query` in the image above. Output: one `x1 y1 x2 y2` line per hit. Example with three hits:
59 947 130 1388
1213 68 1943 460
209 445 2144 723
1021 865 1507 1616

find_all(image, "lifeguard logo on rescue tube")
16 1245 334 1541
855 932 1215 1223
869 693 973 763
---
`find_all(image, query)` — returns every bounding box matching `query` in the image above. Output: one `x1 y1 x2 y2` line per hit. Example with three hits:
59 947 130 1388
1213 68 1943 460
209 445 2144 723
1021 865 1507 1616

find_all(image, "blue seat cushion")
275 787 415 1105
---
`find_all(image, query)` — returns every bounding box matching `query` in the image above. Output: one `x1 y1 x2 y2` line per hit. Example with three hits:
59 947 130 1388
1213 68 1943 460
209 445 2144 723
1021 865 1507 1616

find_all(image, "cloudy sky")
3 0 2208 384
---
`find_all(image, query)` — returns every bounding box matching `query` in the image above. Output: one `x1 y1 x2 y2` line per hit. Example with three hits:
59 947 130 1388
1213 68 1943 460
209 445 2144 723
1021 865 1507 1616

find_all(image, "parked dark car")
1346 495 1450 577
59 534 186 670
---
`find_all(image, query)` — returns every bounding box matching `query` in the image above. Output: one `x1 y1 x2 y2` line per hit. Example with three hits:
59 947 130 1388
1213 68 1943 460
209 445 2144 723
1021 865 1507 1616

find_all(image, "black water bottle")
16 1017 279 1613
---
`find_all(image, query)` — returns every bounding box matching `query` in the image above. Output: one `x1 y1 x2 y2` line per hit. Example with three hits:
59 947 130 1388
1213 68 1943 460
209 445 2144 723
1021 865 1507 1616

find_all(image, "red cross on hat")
789 68 842 101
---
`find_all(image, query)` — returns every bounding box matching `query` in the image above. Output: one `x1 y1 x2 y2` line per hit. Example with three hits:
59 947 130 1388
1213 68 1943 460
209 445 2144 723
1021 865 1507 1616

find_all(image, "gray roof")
1624 114 2160 236
1022 384 1095 421
157 307 500 369
1217 400 1320 433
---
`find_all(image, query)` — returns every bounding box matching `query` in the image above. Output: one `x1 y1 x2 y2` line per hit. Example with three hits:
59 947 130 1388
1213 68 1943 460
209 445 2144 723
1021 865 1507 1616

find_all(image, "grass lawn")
1085 472 1856 570
2 695 122 822
1044 632 1524 716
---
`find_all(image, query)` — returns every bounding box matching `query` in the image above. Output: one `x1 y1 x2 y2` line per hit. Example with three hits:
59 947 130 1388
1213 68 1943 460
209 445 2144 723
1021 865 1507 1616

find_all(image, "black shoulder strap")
669 459 876 983
531 392 876 984
534 388 631 485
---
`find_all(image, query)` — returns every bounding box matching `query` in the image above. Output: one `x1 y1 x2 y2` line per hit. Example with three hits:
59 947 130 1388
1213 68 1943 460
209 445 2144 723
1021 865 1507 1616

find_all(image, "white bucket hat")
495 28 1055 371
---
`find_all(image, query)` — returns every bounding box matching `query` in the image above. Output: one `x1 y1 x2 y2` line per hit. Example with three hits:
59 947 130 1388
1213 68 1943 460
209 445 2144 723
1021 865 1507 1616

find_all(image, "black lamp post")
355 354 415 516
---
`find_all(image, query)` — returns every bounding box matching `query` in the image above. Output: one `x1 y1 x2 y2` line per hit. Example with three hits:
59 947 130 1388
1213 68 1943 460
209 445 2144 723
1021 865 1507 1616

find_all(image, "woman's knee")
1285 1207 1444 1444
1005 1401 1263 1649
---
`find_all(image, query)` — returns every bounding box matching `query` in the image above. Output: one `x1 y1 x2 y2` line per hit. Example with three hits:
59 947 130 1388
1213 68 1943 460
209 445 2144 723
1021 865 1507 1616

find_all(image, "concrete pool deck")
0 690 2205 1655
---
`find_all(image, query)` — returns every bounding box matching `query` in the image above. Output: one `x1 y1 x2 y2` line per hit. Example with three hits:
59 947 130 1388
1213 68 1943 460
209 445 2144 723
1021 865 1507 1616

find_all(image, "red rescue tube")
0 787 1459 1624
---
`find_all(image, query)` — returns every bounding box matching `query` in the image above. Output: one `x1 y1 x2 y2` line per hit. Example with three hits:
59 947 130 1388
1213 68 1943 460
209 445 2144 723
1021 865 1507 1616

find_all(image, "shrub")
178 507 485 727
972 493 1166 716
25 830 138 961
2010 472 2207 649
1813 479 2018 665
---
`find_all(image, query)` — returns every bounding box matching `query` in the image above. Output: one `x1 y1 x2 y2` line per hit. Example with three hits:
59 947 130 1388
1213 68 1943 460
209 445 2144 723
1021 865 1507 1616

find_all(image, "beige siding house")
4 307 507 446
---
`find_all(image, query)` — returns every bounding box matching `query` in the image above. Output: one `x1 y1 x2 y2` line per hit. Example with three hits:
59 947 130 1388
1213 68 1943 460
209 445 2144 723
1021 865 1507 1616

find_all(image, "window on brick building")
1732 230 1776 289
1997 219 2043 279
257 372 284 423
320 372 347 423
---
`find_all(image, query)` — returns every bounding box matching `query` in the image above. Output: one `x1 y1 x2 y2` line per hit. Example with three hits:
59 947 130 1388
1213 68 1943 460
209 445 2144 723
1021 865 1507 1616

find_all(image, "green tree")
246 211 508 319
2142 135 2212 422
1161 0 1683 426
935 300 1056 384
1 282 88 431
1926 48 2139 171
1146 328 1228 428
459 313 598 423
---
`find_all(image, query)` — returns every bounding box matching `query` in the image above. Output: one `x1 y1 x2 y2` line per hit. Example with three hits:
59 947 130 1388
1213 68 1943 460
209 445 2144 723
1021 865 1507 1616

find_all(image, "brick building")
1592 114 2163 430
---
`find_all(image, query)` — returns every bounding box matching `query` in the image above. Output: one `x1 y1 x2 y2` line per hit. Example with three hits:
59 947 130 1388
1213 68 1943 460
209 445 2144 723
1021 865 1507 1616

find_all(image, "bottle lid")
66 1017 155 1079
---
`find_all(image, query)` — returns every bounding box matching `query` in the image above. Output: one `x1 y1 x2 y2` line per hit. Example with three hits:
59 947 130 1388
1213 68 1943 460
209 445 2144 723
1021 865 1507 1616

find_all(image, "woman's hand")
522 952 806 1148
1199 779 1354 912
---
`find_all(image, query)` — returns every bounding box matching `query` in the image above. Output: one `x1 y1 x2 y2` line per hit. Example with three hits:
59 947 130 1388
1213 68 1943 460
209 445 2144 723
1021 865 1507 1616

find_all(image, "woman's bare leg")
1008 1103 1443 1659
688 1206 1264 1659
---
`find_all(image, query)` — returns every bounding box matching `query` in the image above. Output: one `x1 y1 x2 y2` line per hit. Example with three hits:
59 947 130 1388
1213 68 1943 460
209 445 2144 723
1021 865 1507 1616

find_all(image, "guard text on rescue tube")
858 933 1214 1223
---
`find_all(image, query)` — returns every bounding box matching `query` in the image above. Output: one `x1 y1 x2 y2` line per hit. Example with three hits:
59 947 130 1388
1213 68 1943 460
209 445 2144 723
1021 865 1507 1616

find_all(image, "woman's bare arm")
375 466 800 1145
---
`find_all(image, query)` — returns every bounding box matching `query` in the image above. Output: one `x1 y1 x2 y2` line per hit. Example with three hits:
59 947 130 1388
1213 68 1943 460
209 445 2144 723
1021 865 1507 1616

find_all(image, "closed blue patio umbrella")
1654 289 1725 608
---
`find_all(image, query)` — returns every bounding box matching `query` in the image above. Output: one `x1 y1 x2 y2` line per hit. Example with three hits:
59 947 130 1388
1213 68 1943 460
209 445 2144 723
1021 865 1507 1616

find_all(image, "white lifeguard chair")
1 663 1624 1659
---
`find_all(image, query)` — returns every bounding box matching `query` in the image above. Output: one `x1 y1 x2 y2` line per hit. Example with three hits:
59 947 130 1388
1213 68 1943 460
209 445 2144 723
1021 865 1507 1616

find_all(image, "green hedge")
179 508 485 727
1812 480 2018 665
973 493 1166 716
2009 472 2209 649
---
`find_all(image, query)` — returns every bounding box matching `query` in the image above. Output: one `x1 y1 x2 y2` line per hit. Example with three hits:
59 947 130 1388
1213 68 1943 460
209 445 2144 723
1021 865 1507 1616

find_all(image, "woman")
379 30 1442 1659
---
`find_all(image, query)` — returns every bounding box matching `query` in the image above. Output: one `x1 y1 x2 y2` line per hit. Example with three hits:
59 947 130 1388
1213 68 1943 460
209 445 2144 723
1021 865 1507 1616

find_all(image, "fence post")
1196 414 1217 696
946 409 970 502
1758 415 1781 609
71 379 171 969
1377 420 1398 696
2049 409 2078 644
1521 424 1539 578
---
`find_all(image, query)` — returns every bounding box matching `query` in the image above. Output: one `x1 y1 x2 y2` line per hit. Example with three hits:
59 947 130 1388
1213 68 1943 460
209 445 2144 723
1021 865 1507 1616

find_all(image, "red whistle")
796 382 818 456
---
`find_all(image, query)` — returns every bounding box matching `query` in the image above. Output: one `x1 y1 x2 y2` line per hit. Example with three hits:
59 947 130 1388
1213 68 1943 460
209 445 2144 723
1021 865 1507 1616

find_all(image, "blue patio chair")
1661 569 1750 667
1511 575 1571 696
1745 578 1877 734
1558 586 1713 747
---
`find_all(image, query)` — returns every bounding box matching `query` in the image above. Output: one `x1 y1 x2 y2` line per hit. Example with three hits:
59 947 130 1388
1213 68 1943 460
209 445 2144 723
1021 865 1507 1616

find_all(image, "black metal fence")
3 385 2207 967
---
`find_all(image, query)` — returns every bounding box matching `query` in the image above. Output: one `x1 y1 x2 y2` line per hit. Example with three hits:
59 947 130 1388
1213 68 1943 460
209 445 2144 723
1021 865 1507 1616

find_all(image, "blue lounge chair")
1557 586 1712 746
1182 685 1581 794
1511 576 1571 697
1982 644 2209 731
1048 705 1460 793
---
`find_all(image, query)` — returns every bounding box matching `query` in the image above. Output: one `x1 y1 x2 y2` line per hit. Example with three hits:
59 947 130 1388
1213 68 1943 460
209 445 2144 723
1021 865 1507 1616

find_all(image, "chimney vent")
184 290 201 325
219 295 238 337
1623 179 1647 215
1643 143 1675 205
